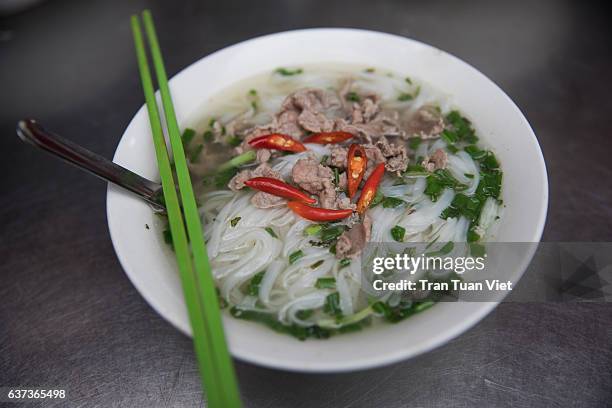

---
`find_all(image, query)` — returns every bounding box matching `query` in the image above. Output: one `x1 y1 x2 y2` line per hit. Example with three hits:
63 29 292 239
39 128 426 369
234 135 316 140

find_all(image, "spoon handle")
17 119 165 211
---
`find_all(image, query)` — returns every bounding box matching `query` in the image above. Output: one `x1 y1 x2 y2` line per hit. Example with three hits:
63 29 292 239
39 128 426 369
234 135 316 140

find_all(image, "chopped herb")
369 190 384 208
382 196 405 208
447 145 459 153
464 173 474 179
227 135 242 147
248 89 257 96
319 225 345 243
467 229 480 243
289 250 305 264
365 67 376 73
320 155 329 165
390 225 406 242
246 271 265 296
265 227 278 238
329 243 337 255
189 144 204 162
208 118 217 128
339 258 351 268
424 169 467 201
145 224 150 230
323 292 343 317
251 101 258 110
480 152 500 170
345 91 360 102
181 128 196 146
333 167 340 186
230 216 241 227
464 145 487 160
404 163 429 177
405 76 413 84
441 129 458 145
203 130 214 143
315 277 336 289
275 67 303 76
221 125 226 135
398 92 414 102
230 307 331 340
296 309 314 320
304 224 323 236
408 137 422 150
446 111 478 143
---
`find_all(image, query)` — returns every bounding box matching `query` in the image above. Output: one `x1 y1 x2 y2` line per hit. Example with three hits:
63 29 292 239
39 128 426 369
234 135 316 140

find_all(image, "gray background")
1 0 611 407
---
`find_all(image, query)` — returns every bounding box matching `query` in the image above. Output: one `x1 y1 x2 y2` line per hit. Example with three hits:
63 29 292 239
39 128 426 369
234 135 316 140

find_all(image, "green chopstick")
131 12 241 408
140 11 242 407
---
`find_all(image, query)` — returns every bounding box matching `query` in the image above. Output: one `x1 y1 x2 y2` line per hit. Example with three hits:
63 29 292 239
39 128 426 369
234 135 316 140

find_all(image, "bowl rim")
106 27 549 372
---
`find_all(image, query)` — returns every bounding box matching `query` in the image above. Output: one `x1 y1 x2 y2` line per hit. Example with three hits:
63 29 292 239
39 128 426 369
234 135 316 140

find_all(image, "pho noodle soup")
168 65 503 339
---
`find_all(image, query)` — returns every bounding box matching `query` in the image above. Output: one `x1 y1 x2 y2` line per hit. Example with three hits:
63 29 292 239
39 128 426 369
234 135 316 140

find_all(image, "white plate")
106 29 548 372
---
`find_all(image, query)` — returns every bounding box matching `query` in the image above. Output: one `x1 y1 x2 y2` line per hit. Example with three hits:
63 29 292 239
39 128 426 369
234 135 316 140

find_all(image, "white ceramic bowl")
107 29 548 372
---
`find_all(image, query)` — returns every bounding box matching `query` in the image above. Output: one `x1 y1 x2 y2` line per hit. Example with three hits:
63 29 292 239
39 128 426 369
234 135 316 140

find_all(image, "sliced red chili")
245 177 316 204
303 131 354 144
347 143 368 199
248 133 306 153
287 201 354 222
356 163 385 214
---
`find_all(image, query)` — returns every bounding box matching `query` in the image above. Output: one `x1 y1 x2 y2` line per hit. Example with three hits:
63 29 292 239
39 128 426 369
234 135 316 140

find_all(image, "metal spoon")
16 119 166 212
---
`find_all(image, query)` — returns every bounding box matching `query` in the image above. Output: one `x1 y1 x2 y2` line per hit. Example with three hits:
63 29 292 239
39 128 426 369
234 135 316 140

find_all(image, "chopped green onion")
339 258 351 268
265 227 278 238
275 67 303 76
315 277 336 289
310 260 325 269
230 216 241 227
289 250 304 264
246 271 265 296
304 224 323 236
323 292 342 317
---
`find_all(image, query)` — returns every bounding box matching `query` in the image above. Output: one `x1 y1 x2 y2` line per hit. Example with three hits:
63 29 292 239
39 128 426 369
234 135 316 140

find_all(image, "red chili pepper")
356 163 385 214
303 131 354 144
244 177 316 204
347 144 368 199
287 201 354 222
248 133 306 153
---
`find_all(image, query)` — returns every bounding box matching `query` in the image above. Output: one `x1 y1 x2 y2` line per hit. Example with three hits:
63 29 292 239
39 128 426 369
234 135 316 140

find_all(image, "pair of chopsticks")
130 10 241 408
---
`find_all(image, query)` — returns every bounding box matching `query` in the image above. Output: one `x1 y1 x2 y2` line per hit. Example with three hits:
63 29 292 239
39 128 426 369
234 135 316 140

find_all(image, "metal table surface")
1 0 611 407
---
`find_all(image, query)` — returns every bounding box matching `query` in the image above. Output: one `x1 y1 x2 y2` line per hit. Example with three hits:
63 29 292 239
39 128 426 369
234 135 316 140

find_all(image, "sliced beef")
282 88 342 134
335 215 372 259
298 110 335 133
404 105 445 139
375 136 409 174
350 96 380 124
291 156 337 209
421 148 448 172
251 192 286 208
329 145 349 168
336 113 404 143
